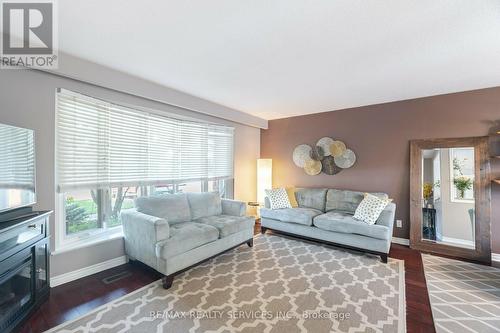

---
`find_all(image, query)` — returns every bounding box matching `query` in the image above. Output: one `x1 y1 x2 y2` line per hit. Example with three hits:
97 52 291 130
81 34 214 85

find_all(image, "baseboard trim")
50 255 128 287
440 236 475 249
492 253 500 264
392 237 410 246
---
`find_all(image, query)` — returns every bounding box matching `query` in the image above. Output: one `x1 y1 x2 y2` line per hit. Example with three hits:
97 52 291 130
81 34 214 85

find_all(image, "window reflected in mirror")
421 147 475 249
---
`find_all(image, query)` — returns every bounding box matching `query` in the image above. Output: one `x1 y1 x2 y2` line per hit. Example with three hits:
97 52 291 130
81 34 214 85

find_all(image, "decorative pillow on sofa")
265 188 292 209
353 193 391 225
285 187 299 208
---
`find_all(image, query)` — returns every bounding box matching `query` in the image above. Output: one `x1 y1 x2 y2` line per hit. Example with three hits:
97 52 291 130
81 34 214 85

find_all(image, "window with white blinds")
56 89 234 192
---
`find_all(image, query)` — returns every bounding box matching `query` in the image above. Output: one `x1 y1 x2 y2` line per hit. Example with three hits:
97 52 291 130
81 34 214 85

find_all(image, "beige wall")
0 69 260 277
234 125 260 211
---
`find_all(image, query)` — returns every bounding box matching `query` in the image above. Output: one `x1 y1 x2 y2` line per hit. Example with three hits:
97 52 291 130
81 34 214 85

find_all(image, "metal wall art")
292 137 356 176
292 144 312 168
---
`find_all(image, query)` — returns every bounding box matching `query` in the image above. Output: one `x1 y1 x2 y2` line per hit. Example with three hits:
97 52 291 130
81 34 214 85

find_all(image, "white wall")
439 149 474 242
0 69 260 277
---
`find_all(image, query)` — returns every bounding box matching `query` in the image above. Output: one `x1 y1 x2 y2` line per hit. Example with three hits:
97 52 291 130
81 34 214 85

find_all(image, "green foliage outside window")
65 196 97 234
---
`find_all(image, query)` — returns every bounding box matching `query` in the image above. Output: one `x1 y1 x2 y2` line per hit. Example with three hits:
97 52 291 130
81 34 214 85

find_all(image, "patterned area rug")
47 235 405 333
422 254 500 333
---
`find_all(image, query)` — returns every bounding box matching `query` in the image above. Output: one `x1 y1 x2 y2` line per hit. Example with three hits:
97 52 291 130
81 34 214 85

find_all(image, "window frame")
55 189 124 251
54 89 235 251
448 147 475 203
52 89 235 250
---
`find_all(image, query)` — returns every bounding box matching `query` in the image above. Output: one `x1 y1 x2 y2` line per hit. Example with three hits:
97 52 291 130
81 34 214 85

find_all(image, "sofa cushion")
325 189 389 214
195 215 255 238
353 193 392 225
155 222 219 259
313 211 390 240
187 192 222 220
260 207 322 226
135 193 191 224
295 188 328 212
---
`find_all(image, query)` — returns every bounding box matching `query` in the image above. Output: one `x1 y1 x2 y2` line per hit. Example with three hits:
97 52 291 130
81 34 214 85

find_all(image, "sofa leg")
246 239 253 247
260 226 267 234
381 254 388 263
162 274 175 289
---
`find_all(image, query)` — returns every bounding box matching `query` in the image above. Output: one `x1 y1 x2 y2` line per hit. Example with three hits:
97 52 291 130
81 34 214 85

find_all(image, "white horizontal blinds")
108 105 149 186
180 121 208 181
148 113 180 183
56 89 234 192
0 124 35 189
57 92 110 191
208 125 234 179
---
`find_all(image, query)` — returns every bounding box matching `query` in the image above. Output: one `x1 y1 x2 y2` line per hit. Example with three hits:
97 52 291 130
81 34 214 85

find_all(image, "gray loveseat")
260 188 396 262
121 192 255 288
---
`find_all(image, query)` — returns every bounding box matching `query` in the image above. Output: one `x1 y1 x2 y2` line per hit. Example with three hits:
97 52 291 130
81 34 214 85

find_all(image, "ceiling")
48 1 500 119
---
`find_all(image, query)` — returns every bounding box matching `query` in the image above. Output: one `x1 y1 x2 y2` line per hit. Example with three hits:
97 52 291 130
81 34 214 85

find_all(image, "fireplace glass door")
0 253 33 327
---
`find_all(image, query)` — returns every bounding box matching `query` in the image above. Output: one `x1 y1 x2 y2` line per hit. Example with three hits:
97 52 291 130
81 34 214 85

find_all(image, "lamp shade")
257 159 272 203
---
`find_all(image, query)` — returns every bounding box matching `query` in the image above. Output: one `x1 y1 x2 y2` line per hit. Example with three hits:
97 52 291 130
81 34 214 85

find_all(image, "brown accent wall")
260 87 500 252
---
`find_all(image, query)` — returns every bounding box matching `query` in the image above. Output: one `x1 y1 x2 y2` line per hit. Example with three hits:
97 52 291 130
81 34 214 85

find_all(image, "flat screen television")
0 123 36 215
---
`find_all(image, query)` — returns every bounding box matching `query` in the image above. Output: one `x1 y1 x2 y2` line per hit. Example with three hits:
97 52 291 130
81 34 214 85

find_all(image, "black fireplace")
0 123 50 331
0 209 51 333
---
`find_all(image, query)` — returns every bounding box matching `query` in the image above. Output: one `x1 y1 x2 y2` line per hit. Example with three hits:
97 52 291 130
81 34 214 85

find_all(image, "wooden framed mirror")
410 137 491 263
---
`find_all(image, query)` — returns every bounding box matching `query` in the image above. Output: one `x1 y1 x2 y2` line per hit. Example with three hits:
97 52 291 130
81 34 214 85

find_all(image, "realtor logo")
1 0 58 69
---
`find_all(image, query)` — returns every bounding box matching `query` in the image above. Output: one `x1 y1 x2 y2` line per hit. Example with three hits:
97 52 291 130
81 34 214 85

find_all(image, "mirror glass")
421 147 475 249
0 123 36 213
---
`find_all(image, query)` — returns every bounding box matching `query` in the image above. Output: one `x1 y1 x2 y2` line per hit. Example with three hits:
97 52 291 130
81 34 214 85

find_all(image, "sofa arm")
121 210 170 242
221 199 246 217
375 202 396 229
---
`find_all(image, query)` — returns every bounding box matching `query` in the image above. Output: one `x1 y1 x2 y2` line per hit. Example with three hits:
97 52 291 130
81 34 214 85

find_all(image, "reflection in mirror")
0 123 36 213
421 147 475 249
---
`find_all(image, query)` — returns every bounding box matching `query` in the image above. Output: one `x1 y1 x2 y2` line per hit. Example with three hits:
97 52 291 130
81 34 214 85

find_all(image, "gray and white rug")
422 254 500 333
47 235 405 333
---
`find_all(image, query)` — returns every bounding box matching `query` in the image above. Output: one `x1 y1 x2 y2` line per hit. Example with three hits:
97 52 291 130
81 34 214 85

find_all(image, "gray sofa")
260 188 396 262
121 192 255 288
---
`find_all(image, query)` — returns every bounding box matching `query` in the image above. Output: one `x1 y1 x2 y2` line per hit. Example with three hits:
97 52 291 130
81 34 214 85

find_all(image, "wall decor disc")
330 140 347 157
316 137 334 156
321 156 342 175
309 145 325 161
334 149 356 168
304 159 322 175
292 144 313 167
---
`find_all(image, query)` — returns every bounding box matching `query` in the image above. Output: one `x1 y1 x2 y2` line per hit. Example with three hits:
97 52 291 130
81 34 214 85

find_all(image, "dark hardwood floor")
390 244 435 333
18 261 162 333
20 225 435 333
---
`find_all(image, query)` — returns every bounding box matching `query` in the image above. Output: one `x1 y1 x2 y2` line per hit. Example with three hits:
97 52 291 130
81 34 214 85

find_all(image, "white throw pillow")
265 188 292 209
353 193 391 225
